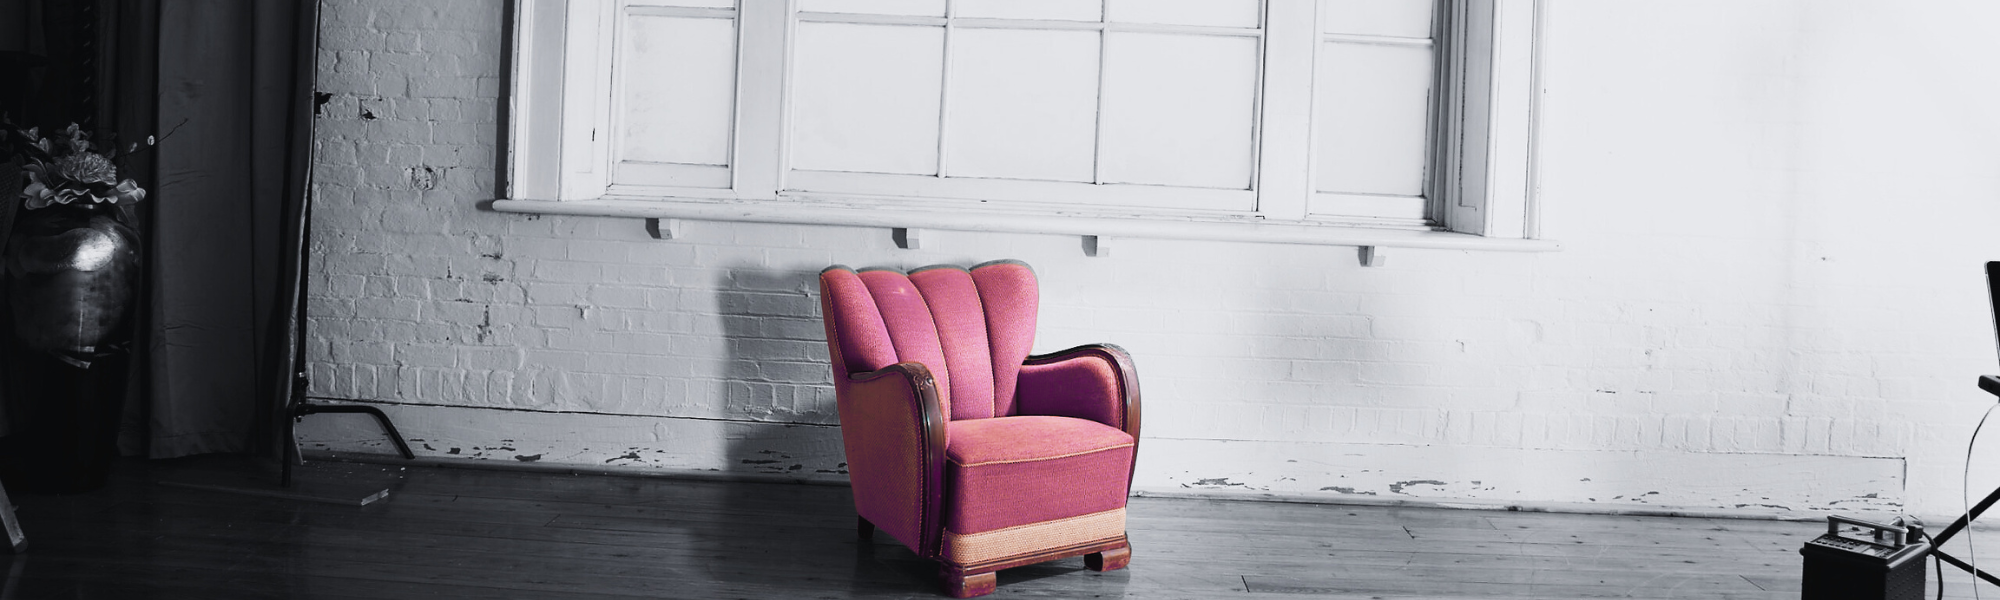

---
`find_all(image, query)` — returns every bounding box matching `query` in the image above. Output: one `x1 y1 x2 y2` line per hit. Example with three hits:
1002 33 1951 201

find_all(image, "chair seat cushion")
944 415 1135 535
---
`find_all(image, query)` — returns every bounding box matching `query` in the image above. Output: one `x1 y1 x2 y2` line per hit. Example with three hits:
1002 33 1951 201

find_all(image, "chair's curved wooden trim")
849 362 949 560
1022 343 1143 488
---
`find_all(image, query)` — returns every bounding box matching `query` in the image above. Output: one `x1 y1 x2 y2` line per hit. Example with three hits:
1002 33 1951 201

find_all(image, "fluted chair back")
819 260 1039 422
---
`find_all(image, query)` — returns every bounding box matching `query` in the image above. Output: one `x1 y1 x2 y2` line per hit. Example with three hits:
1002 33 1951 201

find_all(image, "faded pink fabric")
909 267 997 421
857 269 956 420
1016 355 1123 431
819 268 898 375
969 261 1037 417
819 269 931 552
820 260 1135 557
944 416 1135 534
838 368 933 552
824 262 1038 420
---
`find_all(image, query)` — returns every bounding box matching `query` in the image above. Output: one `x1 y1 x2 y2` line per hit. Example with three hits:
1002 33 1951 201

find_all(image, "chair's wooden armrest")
1019 344 1141 440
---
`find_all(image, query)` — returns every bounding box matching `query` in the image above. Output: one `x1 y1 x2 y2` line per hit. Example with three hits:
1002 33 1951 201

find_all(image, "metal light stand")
275 169 413 488
1925 375 2000 587
279 379 415 488
274 0 411 489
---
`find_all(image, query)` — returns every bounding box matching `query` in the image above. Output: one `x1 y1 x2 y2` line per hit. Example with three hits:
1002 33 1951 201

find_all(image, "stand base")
281 401 415 488
159 455 396 506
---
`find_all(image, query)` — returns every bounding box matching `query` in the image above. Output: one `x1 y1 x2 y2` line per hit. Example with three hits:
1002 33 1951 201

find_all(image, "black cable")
1925 529 1943 600
1969 404 1999 600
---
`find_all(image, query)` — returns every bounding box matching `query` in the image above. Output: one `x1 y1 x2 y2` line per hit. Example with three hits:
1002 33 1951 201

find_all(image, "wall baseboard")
1134 437 1905 520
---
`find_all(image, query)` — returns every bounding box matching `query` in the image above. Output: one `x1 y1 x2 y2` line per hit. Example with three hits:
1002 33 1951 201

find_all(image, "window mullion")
506 0 570 200
1252 0 1316 221
731 0 789 200
1438 0 1538 239
557 0 616 200
935 0 957 178
1090 9 1109 185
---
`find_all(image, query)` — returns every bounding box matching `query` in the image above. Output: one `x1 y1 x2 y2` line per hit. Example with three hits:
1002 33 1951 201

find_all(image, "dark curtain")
141 0 318 458
0 0 316 461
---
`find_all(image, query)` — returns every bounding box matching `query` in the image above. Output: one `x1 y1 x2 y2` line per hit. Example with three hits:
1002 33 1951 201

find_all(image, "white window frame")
496 0 1556 253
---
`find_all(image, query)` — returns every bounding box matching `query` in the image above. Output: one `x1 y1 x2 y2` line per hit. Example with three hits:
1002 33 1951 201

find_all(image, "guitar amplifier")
1799 515 1929 600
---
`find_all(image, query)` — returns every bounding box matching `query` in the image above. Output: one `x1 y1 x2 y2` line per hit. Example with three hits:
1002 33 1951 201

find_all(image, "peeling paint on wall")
1134 438 1905 517
296 403 850 483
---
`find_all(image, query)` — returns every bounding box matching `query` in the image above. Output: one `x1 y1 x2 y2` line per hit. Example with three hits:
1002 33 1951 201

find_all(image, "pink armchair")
818 260 1140 598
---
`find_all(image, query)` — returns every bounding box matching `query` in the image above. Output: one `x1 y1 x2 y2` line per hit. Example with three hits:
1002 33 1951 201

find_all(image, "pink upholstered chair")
818 260 1140 598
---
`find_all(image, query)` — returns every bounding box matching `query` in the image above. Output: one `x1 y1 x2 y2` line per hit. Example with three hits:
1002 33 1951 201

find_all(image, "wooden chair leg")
1085 543 1131 572
856 516 874 541
940 566 997 598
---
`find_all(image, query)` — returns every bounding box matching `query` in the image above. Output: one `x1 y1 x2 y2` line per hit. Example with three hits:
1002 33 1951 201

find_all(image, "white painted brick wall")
304 0 2000 518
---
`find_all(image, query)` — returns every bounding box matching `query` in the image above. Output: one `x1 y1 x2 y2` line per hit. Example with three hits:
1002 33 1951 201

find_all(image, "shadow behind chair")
818 260 1140 598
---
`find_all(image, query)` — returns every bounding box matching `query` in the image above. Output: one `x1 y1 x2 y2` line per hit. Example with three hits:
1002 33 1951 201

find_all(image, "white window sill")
485 196 1562 253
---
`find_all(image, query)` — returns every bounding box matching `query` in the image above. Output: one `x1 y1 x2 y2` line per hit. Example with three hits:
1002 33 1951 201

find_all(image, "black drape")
142 0 317 458
1 0 319 461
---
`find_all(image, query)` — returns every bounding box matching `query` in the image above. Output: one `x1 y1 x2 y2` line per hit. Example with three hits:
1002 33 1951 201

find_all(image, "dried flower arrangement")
5 123 148 209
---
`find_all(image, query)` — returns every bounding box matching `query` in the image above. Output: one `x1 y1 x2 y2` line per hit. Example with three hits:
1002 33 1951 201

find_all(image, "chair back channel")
818 260 1039 421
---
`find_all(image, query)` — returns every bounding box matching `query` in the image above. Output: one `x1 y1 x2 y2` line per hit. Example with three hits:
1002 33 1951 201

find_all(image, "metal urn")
6 201 140 367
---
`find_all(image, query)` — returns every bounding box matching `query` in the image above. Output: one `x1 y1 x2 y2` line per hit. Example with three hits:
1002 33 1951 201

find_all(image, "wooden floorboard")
0 455 1985 599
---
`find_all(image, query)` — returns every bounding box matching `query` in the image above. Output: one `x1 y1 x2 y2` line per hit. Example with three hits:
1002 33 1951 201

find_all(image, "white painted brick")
587 286 652 310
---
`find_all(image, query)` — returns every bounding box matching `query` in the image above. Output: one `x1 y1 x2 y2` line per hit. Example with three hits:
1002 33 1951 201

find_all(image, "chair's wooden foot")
941 567 997 598
1085 543 1131 572
857 516 874 541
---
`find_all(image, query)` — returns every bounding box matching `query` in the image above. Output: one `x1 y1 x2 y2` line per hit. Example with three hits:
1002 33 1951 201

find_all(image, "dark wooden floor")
0 456 1992 599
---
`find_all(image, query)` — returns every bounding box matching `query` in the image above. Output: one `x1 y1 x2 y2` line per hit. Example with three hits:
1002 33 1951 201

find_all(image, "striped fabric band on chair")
941 508 1126 565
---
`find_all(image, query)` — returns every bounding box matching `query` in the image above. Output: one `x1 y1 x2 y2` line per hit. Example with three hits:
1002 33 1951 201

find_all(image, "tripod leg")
0 481 25 553
281 398 311 487
1931 482 2000 547
1933 550 2000 587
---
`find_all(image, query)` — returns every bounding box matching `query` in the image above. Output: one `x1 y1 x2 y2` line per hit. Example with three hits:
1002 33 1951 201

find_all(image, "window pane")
1106 0 1260 28
797 0 945 17
791 23 944 175
944 29 1098 182
619 15 737 166
1099 33 1257 190
1314 42 1433 196
955 0 1101 22
1322 0 1434 38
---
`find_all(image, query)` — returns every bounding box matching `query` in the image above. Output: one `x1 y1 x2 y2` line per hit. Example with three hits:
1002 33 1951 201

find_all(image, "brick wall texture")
306 0 2000 517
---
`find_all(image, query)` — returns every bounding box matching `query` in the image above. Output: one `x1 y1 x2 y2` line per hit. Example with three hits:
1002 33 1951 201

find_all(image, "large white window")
500 0 1552 251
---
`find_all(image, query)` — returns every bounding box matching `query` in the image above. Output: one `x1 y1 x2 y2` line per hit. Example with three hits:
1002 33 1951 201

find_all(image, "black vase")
2 201 139 492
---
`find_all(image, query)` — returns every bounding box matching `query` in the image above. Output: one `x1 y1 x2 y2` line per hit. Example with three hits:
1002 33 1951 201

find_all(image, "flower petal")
23 189 50 210
112 180 146 204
